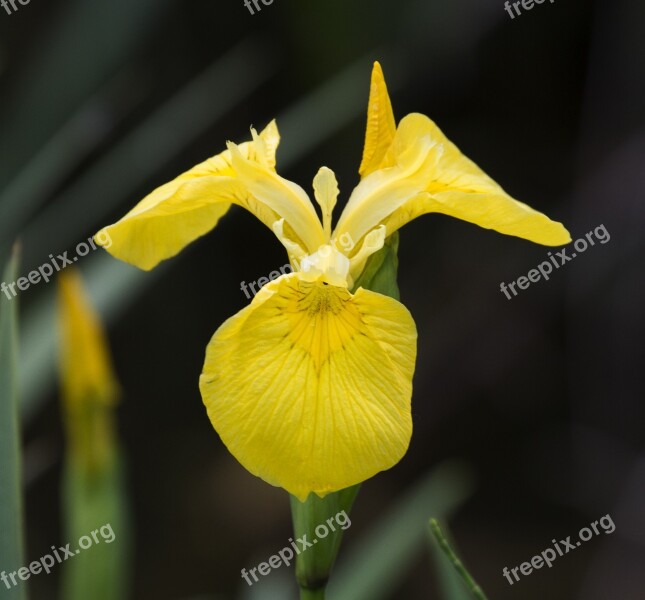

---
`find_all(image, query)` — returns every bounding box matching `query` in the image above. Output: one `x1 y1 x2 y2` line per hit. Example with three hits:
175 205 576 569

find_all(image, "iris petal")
359 62 397 178
95 121 323 270
58 269 119 408
199 273 417 501
227 142 326 253
337 112 571 254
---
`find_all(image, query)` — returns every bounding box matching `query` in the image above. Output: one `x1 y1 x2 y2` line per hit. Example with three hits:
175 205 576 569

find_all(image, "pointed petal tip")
535 221 572 247
552 229 573 247
93 227 112 248
371 61 388 88
360 61 397 178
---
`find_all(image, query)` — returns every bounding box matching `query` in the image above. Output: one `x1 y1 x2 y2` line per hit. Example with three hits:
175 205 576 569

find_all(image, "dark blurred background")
1 0 644 598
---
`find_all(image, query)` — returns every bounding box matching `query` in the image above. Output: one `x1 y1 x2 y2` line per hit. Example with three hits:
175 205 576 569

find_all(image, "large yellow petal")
95 121 324 270
337 113 571 254
199 273 417 501
358 62 397 178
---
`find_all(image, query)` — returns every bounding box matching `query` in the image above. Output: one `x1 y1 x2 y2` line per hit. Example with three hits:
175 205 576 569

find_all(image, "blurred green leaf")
0 246 27 600
429 519 488 600
61 453 130 600
0 0 174 190
327 462 474 600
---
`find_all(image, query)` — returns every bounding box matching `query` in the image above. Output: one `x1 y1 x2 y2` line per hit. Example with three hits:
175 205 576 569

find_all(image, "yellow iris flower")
58 269 120 475
96 62 570 501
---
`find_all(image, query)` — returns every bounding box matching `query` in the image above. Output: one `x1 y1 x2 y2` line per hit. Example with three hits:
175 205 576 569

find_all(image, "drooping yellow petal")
227 141 326 254
199 273 417 501
358 62 397 179
57 268 119 474
337 113 571 260
95 121 324 270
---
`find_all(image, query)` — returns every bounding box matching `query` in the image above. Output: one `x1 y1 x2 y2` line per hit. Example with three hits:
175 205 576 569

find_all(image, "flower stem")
300 588 326 600
290 485 360 598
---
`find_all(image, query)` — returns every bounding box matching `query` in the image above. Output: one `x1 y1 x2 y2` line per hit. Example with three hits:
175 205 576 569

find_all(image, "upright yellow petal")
358 62 397 178
58 269 119 474
95 121 324 270
199 273 417 501
337 113 571 260
313 166 339 239
335 118 445 250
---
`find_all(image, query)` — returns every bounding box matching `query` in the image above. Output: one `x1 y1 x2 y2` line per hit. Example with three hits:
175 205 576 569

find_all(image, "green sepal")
351 232 400 300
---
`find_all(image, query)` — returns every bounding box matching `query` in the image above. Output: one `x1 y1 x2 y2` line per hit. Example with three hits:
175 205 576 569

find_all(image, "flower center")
298 244 350 287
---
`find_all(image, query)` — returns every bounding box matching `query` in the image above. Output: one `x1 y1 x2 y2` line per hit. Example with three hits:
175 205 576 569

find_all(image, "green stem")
429 519 489 600
290 485 360 597
300 588 326 600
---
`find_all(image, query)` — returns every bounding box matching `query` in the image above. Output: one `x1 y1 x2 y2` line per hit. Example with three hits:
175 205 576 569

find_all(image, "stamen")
313 167 339 240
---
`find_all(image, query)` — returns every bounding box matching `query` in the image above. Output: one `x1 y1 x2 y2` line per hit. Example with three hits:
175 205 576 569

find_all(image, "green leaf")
351 233 401 300
429 519 488 600
0 246 27 600
327 462 474 600
61 452 131 600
